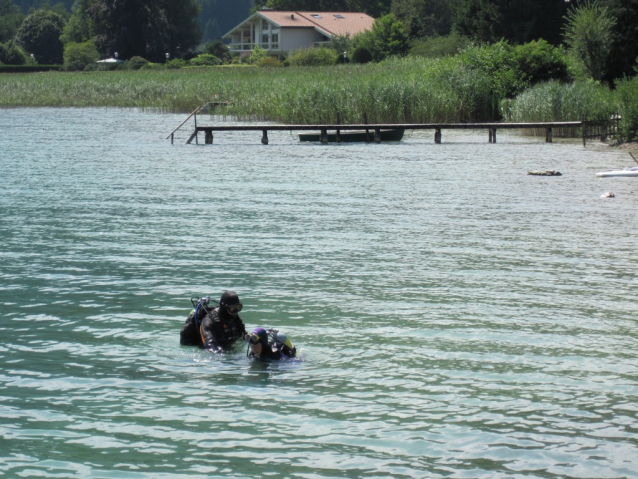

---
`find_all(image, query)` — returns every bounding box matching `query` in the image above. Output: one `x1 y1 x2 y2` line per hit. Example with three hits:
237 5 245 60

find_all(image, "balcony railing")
230 43 280 51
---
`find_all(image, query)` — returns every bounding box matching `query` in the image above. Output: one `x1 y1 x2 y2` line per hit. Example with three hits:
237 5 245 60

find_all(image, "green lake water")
1 108 637 478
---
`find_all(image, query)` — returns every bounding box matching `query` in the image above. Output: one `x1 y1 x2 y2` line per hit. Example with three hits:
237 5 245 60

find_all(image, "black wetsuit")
180 307 246 350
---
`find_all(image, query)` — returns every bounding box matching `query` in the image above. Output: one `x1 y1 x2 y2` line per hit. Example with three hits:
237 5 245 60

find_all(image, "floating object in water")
600 192 615 198
527 170 562 176
596 167 638 178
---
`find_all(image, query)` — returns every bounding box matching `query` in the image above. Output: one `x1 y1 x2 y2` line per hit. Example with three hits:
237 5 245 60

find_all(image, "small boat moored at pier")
299 128 405 143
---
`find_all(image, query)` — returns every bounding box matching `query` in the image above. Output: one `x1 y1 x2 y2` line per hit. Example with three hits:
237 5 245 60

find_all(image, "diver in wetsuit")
180 291 247 352
246 327 297 360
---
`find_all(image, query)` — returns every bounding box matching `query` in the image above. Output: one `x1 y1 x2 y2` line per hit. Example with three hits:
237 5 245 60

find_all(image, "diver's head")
247 327 268 357
219 290 242 316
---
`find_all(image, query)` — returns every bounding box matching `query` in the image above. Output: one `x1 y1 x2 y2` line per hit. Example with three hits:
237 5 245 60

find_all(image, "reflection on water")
1 108 637 478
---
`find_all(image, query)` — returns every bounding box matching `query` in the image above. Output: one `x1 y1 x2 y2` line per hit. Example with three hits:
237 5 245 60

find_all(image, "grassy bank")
0 57 626 131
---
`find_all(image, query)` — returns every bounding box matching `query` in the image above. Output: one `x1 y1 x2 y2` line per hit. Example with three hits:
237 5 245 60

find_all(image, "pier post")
261 129 269 145
545 128 552 143
336 112 341 143
205 130 213 144
488 129 497 143
434 128 442 144
374 127 381 144
320 129 328 144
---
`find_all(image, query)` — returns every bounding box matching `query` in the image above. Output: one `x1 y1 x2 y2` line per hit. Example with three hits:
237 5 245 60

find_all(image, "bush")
126 56 149 70
203 40 231 64
83 62 120 71
165 58 187 69
257 56 284 68
512 40 570 85
351 46 372 64
63 40 99 71
288 47 337 66
189 53 221 66
354 13 409 62
460 41 525 98
244 45 268 65
0 40 27 65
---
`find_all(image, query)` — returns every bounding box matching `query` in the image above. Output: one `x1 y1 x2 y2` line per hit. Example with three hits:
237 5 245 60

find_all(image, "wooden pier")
167 112 616 146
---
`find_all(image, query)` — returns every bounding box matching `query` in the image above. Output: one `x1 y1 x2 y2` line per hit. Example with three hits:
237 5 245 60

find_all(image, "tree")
454 0 501 43
15 8 66 63
356 13 409 61
86 0 201 62
563 0 615 81
604 0 638 83
0 39 27 64
391 0 456 38
0 0 24 42
63 38 98 69
203 39 231 63
253 0 392 18
60 0 94 44
453 0 569 45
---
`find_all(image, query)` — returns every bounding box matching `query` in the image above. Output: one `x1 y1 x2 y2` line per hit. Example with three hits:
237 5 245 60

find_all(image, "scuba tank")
269 329 296 358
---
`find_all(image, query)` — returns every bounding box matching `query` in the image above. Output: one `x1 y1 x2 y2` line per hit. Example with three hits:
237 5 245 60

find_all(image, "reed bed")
501 80 619 137
0 60 624 134
0 57 500 123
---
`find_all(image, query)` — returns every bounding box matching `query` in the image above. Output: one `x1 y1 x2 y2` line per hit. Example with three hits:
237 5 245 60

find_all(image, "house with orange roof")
222 10 375 56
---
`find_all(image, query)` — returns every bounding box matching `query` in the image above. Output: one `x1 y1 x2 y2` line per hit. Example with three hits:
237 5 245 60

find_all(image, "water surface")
1 108 637 478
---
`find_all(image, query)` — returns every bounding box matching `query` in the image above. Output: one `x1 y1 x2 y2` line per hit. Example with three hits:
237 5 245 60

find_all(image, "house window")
262 34 269 43
334 14 345 19
272 33 279 43
311 14 322 18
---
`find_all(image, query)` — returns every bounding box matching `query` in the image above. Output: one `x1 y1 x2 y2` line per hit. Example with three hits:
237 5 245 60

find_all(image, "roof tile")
258 11 375 37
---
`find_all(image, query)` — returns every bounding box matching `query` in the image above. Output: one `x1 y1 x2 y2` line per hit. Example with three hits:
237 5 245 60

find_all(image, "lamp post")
165 52 170 63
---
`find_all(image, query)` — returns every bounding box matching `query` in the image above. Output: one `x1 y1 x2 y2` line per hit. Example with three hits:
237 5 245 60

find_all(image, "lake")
1 108 637 479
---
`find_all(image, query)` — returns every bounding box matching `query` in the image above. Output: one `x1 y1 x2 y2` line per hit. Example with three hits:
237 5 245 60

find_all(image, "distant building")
222 10 375 56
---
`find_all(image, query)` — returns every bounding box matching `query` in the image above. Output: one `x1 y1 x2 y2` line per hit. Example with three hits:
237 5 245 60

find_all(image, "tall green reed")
0 59 508 124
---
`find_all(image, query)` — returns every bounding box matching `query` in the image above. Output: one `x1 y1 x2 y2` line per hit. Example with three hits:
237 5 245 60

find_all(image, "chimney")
291 14 295 19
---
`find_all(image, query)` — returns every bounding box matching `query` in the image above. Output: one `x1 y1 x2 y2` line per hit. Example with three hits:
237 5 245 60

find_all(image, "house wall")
281 28 329 53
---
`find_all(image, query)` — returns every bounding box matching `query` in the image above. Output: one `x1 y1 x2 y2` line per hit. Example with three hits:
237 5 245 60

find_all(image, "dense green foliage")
351 46 372 64
288 46 337 66
356 13 409 62
409 32 469 58
563 0 615 82
202 39 231 63
454 0 569 45
189 53 221 66
253 0 392 18
62 38 98 70
0 0 23 42
15 8 65 63
391 0 455 38
459 41 570 99
0 38 26 64
605 0 638 82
